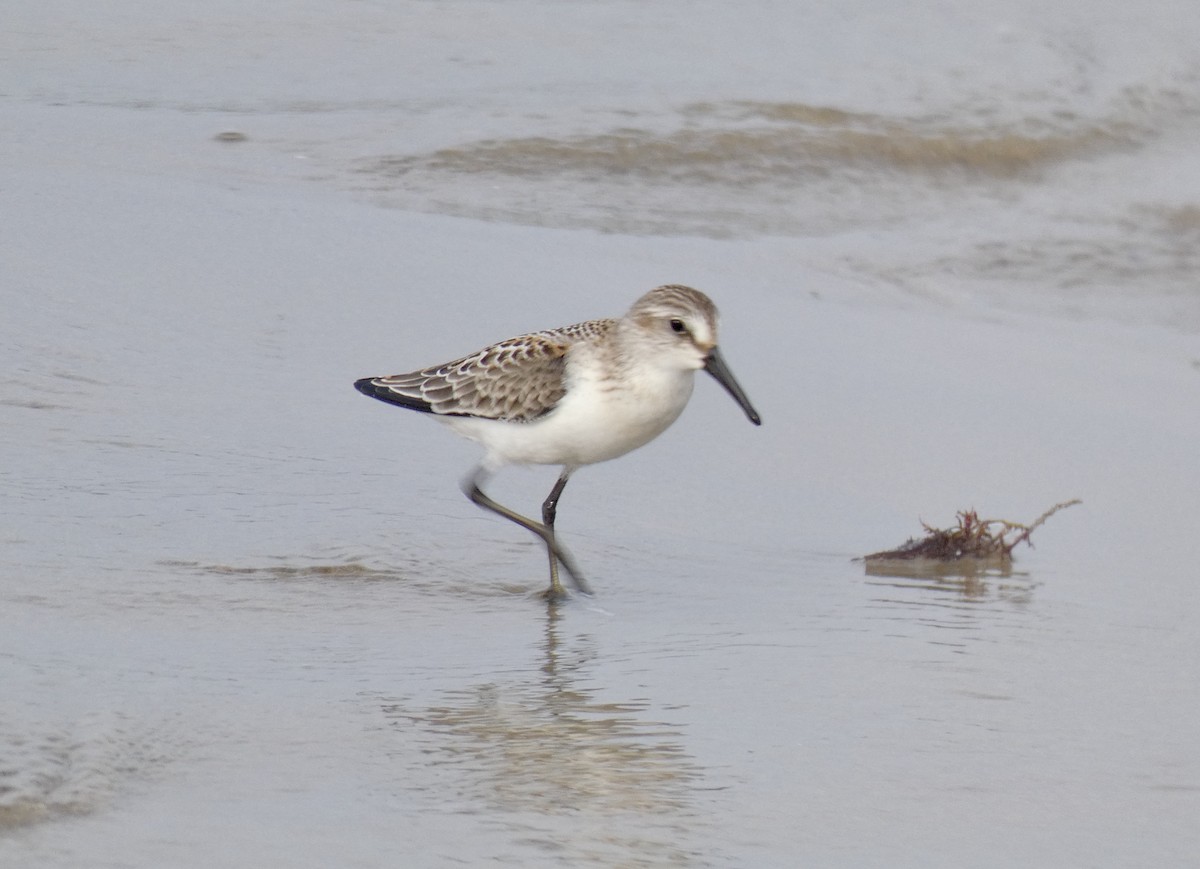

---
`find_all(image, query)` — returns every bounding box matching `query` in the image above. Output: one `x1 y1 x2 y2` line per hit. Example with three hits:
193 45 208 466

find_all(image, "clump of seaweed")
863 499 1080 567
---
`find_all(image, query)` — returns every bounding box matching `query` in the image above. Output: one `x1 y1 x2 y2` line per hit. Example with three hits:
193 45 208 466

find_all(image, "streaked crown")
626 284 720 350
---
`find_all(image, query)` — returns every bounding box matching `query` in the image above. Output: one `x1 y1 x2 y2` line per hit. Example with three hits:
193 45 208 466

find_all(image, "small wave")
874 200 1200 324
174 559 400 581
377 106 1131 184
0 710 181 829
164 552 542 600
352 94 1169 238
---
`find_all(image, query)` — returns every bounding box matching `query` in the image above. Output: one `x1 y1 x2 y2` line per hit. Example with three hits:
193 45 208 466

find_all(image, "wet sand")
4 2 1200 866
4 154 1199 867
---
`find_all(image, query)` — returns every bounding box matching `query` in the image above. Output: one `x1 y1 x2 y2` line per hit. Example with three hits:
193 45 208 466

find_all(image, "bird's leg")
541 469 572 600
462 467 592 597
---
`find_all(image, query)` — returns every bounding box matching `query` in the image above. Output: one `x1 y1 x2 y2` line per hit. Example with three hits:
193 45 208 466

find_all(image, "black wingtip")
354 377 388 398
353 377 435 413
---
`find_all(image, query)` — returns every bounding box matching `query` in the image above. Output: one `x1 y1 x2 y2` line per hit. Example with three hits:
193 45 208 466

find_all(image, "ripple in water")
0 710 181 829
354 96 1160 238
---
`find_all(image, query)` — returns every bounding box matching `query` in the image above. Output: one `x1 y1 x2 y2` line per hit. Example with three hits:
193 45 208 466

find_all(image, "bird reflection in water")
379 602 714 865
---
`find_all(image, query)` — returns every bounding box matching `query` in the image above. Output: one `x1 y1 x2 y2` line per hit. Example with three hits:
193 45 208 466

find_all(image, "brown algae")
862 499 1081 571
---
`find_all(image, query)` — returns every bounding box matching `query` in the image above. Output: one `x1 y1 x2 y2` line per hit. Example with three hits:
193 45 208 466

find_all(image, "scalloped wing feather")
363 319 614 422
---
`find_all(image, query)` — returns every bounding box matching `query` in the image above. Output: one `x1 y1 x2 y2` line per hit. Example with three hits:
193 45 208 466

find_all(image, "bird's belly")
447 376 693 468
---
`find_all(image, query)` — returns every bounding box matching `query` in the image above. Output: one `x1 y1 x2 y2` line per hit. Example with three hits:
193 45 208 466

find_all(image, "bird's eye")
669 318 687 334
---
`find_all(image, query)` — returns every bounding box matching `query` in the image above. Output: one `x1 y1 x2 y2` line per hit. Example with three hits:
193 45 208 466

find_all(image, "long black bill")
703 347 762 425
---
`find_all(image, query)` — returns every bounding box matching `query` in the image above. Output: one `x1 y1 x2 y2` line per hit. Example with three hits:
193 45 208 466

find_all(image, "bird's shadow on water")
373 602 722 866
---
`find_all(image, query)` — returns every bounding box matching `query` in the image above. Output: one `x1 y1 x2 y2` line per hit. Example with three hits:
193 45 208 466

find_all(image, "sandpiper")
354 284 761 599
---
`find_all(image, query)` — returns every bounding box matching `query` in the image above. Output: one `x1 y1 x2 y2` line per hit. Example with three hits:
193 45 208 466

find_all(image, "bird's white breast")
445 340 697 470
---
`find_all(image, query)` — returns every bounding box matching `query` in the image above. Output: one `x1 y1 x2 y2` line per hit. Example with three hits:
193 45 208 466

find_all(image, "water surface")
3 1 1200 866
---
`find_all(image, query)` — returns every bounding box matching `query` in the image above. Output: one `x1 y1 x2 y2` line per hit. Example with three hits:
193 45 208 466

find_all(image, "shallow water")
4 1 1200 866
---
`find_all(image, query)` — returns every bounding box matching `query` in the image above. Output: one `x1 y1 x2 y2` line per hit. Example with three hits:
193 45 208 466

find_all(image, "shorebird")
354 284 761 599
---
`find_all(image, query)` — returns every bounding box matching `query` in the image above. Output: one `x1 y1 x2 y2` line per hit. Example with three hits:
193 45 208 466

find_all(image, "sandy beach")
3 2 1200 866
